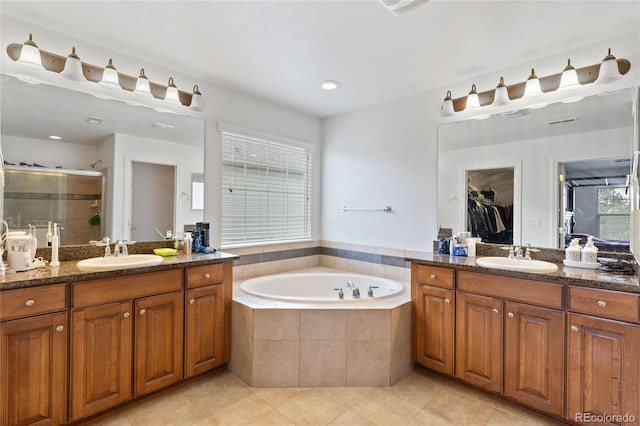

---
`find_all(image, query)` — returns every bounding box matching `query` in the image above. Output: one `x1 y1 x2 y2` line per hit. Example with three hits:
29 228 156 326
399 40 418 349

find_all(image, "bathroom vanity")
0 251 236 426
410 253 640 425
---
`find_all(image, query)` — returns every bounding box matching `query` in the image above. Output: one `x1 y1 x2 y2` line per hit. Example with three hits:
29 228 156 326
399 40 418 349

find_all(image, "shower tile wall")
4 169 102 246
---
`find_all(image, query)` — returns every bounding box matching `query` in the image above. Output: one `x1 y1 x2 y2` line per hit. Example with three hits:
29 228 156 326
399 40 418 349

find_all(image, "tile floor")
84 367 564 426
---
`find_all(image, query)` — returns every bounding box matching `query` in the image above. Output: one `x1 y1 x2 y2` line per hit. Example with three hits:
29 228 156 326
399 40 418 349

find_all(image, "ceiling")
0 0 638 118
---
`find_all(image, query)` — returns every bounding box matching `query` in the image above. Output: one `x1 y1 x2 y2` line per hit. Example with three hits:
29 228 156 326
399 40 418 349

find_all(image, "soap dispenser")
565 238 582 262
581 236 599 263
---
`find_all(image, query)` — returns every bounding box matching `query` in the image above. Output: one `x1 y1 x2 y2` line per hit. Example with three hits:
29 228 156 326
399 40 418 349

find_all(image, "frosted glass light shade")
133 68 153 97
99 58 121 89
523 68 543 98
60 47 86 81
190 85 204 111
16 33 45 71
559 59 579 90
464 84 480 110
164 77 182 106
596 48 622 84
492 77 510 106
440 90 454 116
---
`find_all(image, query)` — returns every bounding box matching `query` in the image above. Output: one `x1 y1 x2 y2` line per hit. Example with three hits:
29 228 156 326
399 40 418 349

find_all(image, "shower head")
89 159 102 169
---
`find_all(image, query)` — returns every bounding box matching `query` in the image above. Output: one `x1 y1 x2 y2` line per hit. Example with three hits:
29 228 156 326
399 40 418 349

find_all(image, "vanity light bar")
442 52 631 114
6 40 202 109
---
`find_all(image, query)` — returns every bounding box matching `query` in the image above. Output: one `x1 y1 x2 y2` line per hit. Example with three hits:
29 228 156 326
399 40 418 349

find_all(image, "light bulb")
16 33 45 71
99 58 121 90
60 47 86 81
440 91 454 116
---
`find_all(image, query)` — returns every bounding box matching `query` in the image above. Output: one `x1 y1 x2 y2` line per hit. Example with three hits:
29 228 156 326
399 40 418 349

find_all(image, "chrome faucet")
90 237 112 257
346 280 360 298
114 240 135 256
501 244 539 260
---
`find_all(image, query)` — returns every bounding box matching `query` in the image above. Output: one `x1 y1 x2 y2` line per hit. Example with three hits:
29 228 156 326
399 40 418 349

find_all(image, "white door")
131 162 175 241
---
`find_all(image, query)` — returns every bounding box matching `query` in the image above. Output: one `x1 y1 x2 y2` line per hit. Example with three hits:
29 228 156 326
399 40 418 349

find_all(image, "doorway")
131 161 175 241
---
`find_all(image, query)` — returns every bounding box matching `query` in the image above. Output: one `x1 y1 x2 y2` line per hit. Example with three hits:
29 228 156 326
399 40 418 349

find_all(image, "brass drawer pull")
123 312 130 318
204 273 211 279
597 300 607 307
571 325 579 332
444 298 451 304
139 309 146 315
507 312 515 318
189 299 196 304
25 299 35 307
492 308 500 315
55 325 64 332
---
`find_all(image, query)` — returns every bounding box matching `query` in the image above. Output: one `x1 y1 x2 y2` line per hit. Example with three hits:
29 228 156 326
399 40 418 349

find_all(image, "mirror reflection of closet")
467 168 514 245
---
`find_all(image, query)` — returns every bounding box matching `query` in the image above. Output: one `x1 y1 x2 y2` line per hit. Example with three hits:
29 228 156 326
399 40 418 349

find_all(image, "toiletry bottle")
50 223 60 267
46 221 52 247
565 238 582 262
581 236 599 263
29 224 37 261
449 235 457 257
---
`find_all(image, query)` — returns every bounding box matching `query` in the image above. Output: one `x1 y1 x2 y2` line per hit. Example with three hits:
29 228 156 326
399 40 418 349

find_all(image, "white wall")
2 135 98 169
1 15 322 248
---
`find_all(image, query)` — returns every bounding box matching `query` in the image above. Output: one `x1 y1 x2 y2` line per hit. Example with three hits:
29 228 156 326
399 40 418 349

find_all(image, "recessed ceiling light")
48 135 62 140
321 80 340 91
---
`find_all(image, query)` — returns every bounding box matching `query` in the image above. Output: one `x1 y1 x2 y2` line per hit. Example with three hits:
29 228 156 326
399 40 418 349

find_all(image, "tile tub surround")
229 302 412 387
230 268 412 387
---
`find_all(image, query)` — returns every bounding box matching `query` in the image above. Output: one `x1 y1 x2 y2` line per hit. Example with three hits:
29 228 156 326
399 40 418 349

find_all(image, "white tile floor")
83 367 565 425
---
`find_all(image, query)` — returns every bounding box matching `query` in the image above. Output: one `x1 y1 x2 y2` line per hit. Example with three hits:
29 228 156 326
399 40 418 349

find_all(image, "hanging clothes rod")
339 206 392 213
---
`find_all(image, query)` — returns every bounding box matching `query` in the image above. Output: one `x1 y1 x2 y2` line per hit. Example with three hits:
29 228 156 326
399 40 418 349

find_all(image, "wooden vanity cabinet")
185 263 226 377
455 271 565 416
70 270 184 421
567 286 640 425
0 284 68 426
413 264 455 375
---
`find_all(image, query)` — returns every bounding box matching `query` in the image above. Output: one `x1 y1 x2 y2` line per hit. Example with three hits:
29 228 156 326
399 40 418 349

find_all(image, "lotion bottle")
565 238 582 262
581 236 599 263
50 223 60 268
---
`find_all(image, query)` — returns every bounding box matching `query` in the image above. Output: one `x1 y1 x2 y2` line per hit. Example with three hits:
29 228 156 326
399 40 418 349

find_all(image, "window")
221 129 312 246
597 187 630 240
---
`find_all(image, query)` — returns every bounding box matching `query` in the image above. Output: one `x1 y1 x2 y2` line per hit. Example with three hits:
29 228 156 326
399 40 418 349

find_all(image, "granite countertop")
407 252 640 294
0 251 239 291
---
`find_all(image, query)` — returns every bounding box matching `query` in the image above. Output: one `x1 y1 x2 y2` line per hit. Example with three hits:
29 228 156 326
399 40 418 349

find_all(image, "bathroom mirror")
438 87 637 251
0 74 205 246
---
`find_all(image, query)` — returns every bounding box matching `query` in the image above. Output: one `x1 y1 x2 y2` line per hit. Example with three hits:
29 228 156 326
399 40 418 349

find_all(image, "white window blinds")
221 131 312 246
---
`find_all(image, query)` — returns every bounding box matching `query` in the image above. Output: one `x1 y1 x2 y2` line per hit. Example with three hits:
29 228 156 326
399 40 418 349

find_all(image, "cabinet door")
567 314 640 425
455 292 503 393
185 284 225 377
135 291 184 396
504 302 564 416
415 285 454 375
1 312 67 426
70 302 132 421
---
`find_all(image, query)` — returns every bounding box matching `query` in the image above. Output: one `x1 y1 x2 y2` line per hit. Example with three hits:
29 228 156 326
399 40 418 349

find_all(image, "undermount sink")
475 256 558 274
76 254 164 271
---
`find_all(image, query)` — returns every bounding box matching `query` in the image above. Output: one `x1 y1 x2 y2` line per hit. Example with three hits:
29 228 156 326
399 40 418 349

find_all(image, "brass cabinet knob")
430 274 436 280
571 325 579 332
492 308 500 314
444 299 451 304
55 325 64 332
139 309 146 315
507 312 515 318
25 299 35 307
204 273 211 279
123 312 130 318
189 299 196 304
597 300 607 307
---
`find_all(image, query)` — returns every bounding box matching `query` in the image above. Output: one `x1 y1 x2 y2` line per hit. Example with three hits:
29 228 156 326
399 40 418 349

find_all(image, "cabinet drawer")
568 286 639 323
0 284 67 321
186 263 225 288
73 269 183 308
457 271 562 309
415 264 454 289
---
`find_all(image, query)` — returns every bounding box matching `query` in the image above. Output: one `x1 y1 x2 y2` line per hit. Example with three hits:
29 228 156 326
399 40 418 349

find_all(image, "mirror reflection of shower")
89 159 103 169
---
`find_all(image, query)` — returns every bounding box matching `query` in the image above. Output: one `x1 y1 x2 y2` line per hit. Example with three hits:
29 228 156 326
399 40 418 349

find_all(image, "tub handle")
368 286 379 297
332 288 344 299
